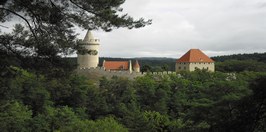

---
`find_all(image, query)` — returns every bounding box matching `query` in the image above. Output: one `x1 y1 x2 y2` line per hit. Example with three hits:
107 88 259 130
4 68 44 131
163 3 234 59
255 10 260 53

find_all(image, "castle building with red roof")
103 60 140 73
175 49 215 72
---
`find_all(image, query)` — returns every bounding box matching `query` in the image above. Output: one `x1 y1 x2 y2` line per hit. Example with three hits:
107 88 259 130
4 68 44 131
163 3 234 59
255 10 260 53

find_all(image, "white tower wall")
77 31 100 69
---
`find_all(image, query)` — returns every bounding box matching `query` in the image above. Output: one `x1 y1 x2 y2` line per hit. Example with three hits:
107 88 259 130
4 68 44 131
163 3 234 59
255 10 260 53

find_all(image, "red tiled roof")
103 61 129 70
133 60 140 68
176 49 214 63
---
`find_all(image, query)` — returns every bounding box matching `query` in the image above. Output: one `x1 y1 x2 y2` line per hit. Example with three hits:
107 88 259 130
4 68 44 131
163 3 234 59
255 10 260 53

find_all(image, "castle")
175 49 215 72
77 31 143 79
76 31 215 79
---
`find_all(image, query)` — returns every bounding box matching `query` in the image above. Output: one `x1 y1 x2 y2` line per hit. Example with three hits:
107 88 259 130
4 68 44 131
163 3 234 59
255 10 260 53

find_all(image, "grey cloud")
80 0 266 58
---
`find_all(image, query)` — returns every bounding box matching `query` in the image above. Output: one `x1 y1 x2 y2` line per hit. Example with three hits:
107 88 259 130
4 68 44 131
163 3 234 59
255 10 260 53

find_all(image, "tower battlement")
81 39 100 44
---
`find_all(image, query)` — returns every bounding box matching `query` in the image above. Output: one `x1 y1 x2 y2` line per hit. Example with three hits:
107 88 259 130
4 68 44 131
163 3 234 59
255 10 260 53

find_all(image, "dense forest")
1 53 266 131
1 67 266 131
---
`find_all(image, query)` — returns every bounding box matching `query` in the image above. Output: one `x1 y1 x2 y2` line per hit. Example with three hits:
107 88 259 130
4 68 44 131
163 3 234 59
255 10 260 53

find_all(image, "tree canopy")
0 0 151 76
1 66 266 131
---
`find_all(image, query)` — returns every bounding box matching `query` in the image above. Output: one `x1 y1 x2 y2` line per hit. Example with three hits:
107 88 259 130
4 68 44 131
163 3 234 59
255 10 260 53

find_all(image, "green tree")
167 71 254 131
0 67 51 115
14 67 51 115
161 64 169 72
85 117 128 132
100 77 137 117
141 64 152 72
0 101 32 132
31 106 128 132
134 75 157 111
225 75 266 132
142 111 170 132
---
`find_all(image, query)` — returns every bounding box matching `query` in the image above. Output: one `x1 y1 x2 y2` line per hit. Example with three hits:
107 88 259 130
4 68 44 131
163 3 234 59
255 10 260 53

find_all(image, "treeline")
212 52 266 62
1 67 266 131
212 52 266 72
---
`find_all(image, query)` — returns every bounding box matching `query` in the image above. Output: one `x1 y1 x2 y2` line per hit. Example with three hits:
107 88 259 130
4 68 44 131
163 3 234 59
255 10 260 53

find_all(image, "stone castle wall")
76 67 177 79
176 62 215 72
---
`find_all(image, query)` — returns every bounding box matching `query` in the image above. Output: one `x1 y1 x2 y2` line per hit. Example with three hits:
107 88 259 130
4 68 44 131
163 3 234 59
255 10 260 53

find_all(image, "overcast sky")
2 0 266 58
77 0 266 58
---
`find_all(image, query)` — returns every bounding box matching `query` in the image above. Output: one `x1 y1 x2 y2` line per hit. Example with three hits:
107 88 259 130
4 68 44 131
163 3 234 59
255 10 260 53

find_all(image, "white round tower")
77 30 100 68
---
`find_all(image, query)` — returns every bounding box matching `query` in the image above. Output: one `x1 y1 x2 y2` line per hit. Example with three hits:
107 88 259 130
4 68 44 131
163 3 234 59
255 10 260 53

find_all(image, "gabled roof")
133 60 140 68
103 61 129 70
176 49 214 63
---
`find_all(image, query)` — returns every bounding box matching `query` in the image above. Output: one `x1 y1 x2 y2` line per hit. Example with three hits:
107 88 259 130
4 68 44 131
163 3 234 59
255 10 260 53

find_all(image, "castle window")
179 67 181 69
184 67 186 70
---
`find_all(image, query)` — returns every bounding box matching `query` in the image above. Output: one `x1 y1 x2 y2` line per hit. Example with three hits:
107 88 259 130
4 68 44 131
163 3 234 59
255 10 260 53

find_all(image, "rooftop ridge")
176 49 214 63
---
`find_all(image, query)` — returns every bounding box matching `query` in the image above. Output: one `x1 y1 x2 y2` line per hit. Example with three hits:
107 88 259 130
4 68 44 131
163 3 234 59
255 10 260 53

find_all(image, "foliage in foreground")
1 67 266 132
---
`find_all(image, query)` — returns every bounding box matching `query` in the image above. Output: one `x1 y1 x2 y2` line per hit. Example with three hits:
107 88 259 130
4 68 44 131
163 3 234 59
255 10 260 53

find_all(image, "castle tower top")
133 60 140 68
82 30 100 44
133 60 140 73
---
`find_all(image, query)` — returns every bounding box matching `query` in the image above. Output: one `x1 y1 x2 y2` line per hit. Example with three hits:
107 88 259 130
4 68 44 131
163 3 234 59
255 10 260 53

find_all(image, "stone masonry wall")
76 67 177 80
